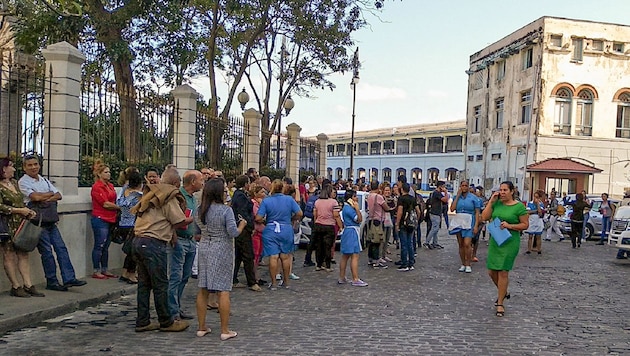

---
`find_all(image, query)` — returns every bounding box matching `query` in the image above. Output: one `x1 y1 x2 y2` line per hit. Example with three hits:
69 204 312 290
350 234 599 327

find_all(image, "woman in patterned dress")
195 178 247 340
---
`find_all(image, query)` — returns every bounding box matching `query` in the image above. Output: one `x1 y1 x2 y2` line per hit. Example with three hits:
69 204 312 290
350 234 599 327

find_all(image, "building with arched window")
323 121 465 190
466 16 630 199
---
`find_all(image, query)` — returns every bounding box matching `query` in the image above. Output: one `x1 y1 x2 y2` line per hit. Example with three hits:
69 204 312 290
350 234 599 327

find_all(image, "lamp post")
237 87 249 110
276 95 294 169
349 47 359 183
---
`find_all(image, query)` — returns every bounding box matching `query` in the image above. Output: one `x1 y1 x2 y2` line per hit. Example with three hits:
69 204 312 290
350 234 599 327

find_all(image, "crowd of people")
2 154 626 337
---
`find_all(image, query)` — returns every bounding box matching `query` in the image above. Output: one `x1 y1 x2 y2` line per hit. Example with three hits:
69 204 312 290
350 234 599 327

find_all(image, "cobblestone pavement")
2 228 630 355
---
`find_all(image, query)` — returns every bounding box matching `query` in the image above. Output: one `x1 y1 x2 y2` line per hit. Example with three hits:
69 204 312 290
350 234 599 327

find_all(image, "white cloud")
427 90 448 98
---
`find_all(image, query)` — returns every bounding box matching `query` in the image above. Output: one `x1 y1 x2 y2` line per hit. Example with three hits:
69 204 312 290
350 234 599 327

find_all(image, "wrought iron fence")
299 137 319 178
0 52 50 165
195 105 248 180
79 81 175 186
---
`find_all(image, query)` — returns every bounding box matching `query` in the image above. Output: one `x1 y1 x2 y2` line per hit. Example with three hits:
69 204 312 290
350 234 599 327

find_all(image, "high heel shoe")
494 293 510 306
496 304 505 317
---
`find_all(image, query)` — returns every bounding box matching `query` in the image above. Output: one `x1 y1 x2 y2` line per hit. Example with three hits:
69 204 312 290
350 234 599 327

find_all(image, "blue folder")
488 217 512 246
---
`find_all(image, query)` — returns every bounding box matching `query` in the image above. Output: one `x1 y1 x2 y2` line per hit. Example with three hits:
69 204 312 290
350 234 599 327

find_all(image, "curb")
0 284 137 335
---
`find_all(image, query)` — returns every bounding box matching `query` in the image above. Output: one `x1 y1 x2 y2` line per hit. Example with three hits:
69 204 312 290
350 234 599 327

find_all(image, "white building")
465 16 630 199
324 121 465 190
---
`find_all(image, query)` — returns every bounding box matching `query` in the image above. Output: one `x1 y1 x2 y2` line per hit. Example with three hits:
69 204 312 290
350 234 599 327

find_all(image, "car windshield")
615 208 630 219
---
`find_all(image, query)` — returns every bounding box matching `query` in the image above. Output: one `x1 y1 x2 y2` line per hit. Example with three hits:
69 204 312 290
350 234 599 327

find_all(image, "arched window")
554 87 572 135
336 168 343 180
576 89 594 136
327 167 333 181
382 168 392 183
370 168 379 182
445 168 458 181
428 168 439 187
396 168 406 181
411 168 422 186
617 92 630 138
345 168 352 180
358 168 366 180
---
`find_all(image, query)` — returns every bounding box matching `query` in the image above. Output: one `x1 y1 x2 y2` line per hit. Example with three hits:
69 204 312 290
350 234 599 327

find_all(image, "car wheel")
585 224 594 240
361 226 367 249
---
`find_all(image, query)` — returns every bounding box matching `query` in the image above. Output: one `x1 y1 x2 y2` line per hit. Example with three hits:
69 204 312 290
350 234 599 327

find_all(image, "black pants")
313 224 335 268
304 220 315 263
367 221 384 262
233 228 256 286
570 220 583 248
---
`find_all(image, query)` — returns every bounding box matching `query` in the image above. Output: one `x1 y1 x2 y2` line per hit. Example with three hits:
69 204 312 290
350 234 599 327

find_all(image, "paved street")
2 228 630 355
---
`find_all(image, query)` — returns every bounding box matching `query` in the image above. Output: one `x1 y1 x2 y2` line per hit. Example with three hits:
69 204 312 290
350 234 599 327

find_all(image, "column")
316 133 328 178
171 84 199 173
285 123 302 184
41 42 85 196
243 108 262 173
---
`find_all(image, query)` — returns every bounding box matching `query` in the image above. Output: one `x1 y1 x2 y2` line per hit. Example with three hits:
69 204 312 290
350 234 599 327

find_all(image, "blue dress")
340 203 362 254
258 193 301 256
449 193 481 238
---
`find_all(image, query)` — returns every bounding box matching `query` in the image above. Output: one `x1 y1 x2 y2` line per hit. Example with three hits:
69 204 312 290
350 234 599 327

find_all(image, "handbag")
383 213 393 228
13 216 43 252
27 178 60 225
0 214 10 243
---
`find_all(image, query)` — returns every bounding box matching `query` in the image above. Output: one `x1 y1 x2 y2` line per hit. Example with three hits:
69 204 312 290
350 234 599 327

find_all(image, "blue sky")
195 1 630 137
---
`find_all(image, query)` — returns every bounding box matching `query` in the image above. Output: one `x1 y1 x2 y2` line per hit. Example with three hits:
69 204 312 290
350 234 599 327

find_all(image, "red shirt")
91 180 118 223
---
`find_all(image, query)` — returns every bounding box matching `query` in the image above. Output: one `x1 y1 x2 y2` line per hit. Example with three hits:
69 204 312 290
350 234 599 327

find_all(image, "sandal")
220 330 238 341
494 293 510 306
496 305 505 317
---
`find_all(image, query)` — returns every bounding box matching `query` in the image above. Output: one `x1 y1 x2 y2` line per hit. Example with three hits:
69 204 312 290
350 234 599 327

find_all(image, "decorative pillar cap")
171 84 199 99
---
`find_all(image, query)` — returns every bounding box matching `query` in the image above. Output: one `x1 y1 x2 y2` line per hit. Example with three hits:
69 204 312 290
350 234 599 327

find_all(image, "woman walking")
338 190 367 286
481 181 528 317
0 158 43 297
195 178 247 340
449 180 481 273
90 160 120 279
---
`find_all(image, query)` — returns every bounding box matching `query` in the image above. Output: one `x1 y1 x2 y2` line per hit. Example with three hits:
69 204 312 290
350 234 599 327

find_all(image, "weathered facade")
466 16 630 199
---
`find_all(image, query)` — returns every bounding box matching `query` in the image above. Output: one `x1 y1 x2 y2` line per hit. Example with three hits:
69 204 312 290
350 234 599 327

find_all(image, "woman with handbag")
0 157 44 297
90 160 121 279
115 170 142 284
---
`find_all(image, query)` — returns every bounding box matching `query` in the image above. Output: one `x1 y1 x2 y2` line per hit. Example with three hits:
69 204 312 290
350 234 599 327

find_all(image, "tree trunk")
112 59 141 162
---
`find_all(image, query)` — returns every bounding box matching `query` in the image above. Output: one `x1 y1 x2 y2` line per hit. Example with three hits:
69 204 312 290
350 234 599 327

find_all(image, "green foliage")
260 166 286 181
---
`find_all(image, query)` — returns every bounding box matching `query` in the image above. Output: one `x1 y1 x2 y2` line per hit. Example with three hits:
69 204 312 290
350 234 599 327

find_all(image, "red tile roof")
526 158 602 173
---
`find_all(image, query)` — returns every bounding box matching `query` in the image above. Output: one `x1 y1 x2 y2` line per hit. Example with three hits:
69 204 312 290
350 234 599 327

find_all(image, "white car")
608 205 630 252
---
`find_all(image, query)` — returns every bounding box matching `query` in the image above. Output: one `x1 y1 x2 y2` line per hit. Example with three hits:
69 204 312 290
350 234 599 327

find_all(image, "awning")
526 158 602 173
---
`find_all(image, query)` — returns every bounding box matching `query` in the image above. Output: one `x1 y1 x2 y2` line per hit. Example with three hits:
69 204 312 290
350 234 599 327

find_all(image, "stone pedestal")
41 42 85 196
243 108 262 173
285 123 302 184
171 85 199 173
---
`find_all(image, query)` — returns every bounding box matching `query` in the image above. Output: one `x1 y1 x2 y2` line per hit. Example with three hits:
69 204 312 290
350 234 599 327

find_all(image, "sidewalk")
0 269 136 335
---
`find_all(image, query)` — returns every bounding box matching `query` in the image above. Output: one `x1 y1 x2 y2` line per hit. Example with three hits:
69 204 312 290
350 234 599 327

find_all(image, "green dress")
486 201 527 271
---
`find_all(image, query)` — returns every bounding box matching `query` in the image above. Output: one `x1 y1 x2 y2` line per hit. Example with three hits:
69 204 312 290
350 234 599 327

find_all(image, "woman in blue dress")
255 179 302 290
338 190 368 287
449 180 481 273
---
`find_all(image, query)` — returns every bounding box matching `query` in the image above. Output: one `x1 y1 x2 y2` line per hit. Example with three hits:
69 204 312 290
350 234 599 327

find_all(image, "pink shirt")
314 198 338 226
367 192 386 221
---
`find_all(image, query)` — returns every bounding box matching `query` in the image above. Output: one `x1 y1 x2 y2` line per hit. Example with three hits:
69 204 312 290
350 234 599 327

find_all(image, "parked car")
558 197 620 239
608 205 630 251
298 190 369 248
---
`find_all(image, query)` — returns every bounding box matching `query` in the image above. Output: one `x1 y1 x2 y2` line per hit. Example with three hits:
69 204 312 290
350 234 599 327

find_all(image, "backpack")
304 194 318 219
403 208 418 229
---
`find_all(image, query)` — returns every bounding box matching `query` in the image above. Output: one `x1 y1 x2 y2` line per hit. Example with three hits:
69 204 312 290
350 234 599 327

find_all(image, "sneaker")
458 265 466 272
289 273 300 280
325 267 334 272
409 266 415 271
465 266 472 273
383 256 393 262
351 279 369 287
422 243 430 249
135 322 160 332
433 244 444 249
397 266 410 272
275 274 282 280
10 287 30 298
303 261 316 267
337 278 350 284
24 285 45 297
315 266 323 271
160 320 189 332
427 244 434 250
374 262 388 269
249 284 262 292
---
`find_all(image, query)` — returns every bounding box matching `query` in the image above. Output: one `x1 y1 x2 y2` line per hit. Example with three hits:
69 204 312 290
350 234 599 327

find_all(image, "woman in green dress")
481 181 528 317
0 157 42 297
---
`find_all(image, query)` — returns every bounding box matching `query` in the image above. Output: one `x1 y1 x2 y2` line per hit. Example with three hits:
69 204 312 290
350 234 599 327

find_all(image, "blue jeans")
427 214 441 245
168 237 197 317
134 236 172 328
600 216 611 242
91 217 112 273
399 228 415 267
37 225 76 286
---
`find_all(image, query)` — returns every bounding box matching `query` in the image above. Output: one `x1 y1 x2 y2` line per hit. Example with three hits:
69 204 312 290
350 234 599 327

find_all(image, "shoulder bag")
27 178 59 225
13 215 43 252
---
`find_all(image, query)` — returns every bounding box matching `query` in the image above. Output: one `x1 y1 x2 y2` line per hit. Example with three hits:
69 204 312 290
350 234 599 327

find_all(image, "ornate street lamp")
237 88 249 110
276 95 295 169
350 47 360 183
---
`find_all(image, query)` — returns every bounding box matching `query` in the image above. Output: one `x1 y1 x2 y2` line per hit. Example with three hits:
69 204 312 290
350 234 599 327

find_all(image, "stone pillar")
316 133 328 178
41 42 85 196
285 123 302 184
243 108 262 173
171 85 199 173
